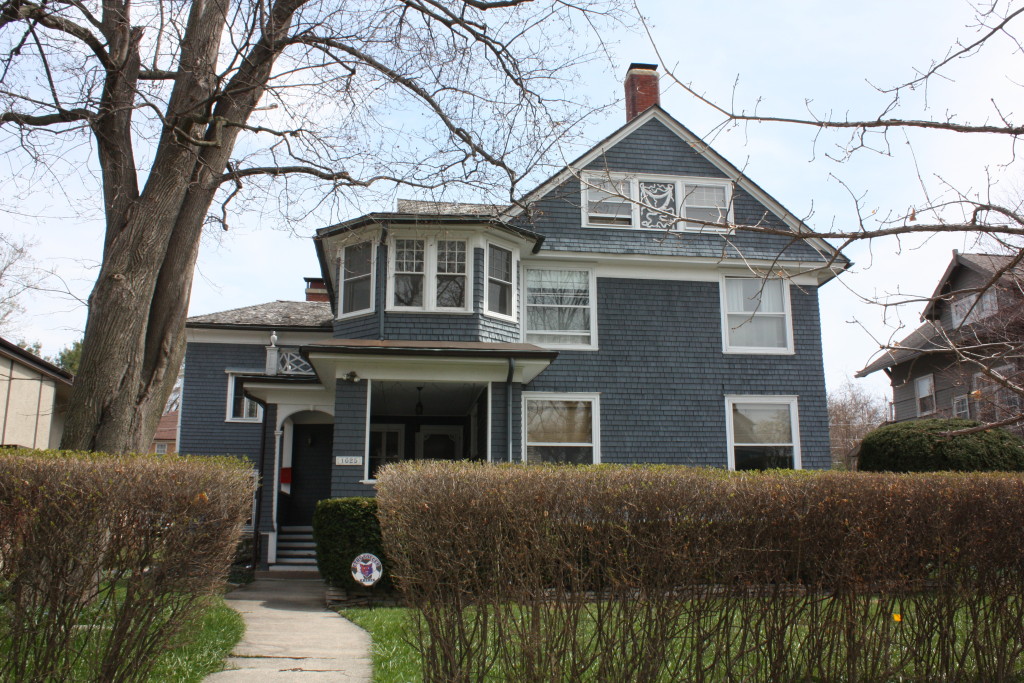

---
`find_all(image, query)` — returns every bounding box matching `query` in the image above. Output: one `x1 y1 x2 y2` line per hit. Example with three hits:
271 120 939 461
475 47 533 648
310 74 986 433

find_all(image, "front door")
285 424 333 526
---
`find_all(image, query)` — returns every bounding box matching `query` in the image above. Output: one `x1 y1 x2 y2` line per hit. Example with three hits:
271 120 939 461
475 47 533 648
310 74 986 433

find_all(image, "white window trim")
484 241 518 322
386 236 473 314
337 240 377 320
225 372 263 423
952 394 970 419
720 275 795 355
951 289 997 327
363 422 405 484
724 395 801 471
154 442 168 454
915 374 936 417
521 391 601 464
580 171 734 232
521 263 598 350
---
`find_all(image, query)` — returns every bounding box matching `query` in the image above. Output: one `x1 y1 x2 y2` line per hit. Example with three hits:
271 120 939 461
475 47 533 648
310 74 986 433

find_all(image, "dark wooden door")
286 424 333 526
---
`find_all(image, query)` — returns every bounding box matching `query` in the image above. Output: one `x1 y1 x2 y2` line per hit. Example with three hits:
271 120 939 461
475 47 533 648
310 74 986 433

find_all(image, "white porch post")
268 428 283 564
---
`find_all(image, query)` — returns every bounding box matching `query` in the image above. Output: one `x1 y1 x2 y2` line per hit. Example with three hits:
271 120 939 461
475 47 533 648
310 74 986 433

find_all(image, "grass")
146 597 245 682
342 607 421 683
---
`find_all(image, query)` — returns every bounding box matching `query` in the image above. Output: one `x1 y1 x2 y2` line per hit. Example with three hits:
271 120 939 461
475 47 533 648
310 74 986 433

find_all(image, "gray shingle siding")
516 119 826 263
489 382 523 462
524 278 830 469
331 379 373 497
180 342 266 461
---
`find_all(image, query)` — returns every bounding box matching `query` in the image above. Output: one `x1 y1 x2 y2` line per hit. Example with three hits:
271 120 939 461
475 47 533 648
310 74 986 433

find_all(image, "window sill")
385 307 474 315
359 479 377 485
723 347 795 356
582 223 731 234
337 309 375 321
225 418 263 424
527 342 598 352
483 310 518 324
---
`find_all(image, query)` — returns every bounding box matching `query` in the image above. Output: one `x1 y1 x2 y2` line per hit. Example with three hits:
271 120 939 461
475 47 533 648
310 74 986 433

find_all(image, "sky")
5 0 1022 401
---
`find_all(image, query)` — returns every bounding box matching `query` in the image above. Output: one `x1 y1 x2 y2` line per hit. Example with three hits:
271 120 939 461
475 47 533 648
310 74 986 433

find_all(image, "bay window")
726 396 800 470
389 237 470 312
721 276 793 353
523 393 600 464
487 244 514 318
524 267 596 348
339 241 374 316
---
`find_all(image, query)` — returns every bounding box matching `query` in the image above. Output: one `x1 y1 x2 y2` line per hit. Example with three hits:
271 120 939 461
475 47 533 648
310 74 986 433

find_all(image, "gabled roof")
921 250 1024 320
0 337 73 385
854 322 944 378
153 410 178 442
186 301 332 330
503 105 848 270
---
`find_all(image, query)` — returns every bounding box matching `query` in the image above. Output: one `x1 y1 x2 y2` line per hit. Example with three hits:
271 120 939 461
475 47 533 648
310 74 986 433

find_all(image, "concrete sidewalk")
206 579 373 682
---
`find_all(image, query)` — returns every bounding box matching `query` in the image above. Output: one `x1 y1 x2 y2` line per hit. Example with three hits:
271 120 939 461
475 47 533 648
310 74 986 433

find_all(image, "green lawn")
147 597 245 682
342 607 421 683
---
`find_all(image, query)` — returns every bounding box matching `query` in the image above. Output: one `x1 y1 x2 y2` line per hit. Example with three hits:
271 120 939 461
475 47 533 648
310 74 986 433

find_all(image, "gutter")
506 358 515 462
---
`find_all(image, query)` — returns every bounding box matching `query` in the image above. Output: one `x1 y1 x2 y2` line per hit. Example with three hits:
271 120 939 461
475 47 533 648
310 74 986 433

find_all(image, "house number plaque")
335 456 363 466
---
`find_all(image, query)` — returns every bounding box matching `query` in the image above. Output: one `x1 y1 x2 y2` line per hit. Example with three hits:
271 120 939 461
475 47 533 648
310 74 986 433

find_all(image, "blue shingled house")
181 64 848 568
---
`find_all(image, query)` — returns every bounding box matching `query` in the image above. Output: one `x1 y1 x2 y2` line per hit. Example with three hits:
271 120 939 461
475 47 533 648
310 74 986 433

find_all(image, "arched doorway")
281 410 333 526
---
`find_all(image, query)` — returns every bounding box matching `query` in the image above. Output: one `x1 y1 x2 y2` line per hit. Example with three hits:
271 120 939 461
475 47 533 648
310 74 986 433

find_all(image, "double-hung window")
390 237 470 311
226 374 262 422
524 267 596 348
951 289 998 327
486 244 514 318
721 276 793 353
972 366 1020 422
915 374 935 416
523 393 600 464
726 396 801 470
582 172 732 231
339 241 374 317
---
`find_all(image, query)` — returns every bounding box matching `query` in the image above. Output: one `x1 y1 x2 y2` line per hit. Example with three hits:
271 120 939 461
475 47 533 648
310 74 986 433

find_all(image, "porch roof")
303 338 558 360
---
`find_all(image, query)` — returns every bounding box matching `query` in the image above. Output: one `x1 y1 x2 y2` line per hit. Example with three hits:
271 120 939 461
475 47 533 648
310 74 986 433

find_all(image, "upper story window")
721 276 793 354
951 289 997 327
389 237 470 312
523 267 596 348
486 244 515 319
726 396 801 470
340 241 374 317
226 374 262 423
582 172 732 231
915 374 935 416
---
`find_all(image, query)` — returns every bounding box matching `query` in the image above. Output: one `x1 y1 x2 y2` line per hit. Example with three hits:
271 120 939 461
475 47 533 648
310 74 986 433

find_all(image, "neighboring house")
150 410 179 454
0 337 73 449
181 64 848 567
856 251 1023 425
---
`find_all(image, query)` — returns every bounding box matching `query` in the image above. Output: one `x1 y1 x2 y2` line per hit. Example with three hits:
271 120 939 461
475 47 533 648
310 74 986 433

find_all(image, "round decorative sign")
351 553 383 587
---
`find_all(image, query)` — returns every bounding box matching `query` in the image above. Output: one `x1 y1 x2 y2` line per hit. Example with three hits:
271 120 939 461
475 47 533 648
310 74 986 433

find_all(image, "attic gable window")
951 289 997 327
582 172 732 231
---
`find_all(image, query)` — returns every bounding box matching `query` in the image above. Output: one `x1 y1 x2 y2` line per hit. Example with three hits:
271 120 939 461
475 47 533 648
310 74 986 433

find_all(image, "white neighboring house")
0 337 73 449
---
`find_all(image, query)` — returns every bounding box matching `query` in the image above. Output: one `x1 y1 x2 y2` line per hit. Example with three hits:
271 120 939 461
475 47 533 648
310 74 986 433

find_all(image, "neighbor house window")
721 276 793 353
340 241 374 316
486 244 514 318
951 289 997 327
915 374 935 416
972 366 1021 422
523 393 600 464
582 172 732 231
726 396 801 470
952 395 970 419
524 267 596 348
154 443 168 454
226 374 262 422
389 238 471 312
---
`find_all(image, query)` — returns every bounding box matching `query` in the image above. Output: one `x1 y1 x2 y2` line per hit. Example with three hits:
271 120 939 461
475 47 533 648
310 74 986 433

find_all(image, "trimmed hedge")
859 418 1024 471
379 462 1024 683
312 497 391 590
0 449 253 682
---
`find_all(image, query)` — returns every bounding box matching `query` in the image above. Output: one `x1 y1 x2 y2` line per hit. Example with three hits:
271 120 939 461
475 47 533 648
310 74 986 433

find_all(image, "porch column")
269 428 283 564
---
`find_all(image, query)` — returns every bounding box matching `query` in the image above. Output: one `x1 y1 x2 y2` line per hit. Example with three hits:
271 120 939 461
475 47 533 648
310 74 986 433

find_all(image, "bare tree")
827 380 889 469
638 2 1024 431
0 0 624 452
0 233 43 335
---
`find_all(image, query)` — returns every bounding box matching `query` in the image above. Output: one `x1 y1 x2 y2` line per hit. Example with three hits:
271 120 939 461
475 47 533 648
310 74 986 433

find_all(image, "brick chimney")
625 63 660 122
304 277 329 302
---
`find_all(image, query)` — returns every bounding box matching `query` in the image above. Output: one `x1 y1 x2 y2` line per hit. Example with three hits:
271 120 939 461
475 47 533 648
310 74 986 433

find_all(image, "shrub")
859 418 1024 471
0 449 253 683
313 497 391 590
378 462 1024 683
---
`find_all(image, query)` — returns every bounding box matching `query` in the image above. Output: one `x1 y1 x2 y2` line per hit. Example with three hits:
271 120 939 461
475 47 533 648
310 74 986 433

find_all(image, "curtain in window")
525 269 591 345
731 402 794 470
525 399 593 464
725 278 787 348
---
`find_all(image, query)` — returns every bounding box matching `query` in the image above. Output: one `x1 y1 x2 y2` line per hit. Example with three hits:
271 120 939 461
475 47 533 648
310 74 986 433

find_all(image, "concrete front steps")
259 525 320 578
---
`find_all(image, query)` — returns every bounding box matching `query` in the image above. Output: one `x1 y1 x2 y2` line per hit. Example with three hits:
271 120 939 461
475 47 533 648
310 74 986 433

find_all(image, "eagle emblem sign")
351 553 383 587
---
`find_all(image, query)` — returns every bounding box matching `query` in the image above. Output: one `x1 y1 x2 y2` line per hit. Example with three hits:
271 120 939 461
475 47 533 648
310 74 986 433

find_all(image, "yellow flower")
892 613 902 623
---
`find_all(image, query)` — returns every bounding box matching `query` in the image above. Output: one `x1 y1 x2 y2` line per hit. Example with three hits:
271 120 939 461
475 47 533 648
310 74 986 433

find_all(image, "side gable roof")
0 337 73 385
503 105 848 268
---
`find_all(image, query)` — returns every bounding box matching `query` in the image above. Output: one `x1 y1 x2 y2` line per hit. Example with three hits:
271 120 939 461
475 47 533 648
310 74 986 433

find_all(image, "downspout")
378 226 388 341
506 358 515 462
252 402 268 569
